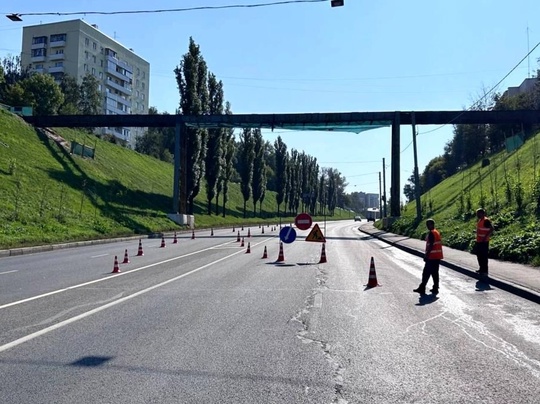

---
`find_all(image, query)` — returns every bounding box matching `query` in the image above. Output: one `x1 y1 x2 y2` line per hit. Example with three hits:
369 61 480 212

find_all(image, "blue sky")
1 0 539 200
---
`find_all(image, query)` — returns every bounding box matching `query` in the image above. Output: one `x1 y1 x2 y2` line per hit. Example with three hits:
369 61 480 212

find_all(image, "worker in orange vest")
414 218 444 295
475 208 494 276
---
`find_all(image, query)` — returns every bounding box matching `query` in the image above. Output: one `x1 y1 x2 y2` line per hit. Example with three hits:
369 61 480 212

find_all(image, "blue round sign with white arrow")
279 226 297 244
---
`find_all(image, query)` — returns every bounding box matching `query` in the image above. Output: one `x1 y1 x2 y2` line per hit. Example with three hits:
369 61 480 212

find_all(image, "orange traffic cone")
262 246 268 259
111 256 121 273
160 235 166 248
211 228 214 236
136 239 144 256
366 257 381 287
246 242 251 253
173 231 178 244
319 243 327 264
276 242 285 262
237 231 241 242
122 249 130 264
247 228 251 238
241 237 245 247
191 230 195 239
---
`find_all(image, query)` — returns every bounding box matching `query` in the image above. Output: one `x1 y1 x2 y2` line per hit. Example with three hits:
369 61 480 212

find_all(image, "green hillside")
388 130 540 266
0 109 349 249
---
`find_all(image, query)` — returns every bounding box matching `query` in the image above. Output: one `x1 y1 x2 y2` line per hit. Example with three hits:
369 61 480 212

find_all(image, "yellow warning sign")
305 223 326 243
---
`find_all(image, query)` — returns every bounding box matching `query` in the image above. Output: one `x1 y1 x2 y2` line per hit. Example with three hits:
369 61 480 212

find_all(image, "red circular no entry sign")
295 213 313 231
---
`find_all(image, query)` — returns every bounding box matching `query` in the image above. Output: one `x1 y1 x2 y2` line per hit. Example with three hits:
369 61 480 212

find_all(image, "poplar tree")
219 102 235 217
205 73 224 214
238 128 255 218
274 136 288 217
251 128 266 216
174 37 209 214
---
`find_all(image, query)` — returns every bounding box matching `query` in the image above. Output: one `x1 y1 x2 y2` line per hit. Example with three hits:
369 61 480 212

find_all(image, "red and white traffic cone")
111 256 121 273
366 257 381 288
261 246 268 259
191 230 195 239
237 231 241 242
136 239 144 256
276 242 285 262
319 243 327 264
241 237 245 247
211 228 214 236
160 235 166 248
122 249 130 264
173 231 178 244
262 227 265 234
246 242 251 254
247 228 251 238
233 226 235 232
242 225 244 231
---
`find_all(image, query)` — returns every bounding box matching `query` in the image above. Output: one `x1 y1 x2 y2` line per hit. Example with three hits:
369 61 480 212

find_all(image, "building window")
84 64 88 72
141 94 145 100
142 71 145 79
31 48 46 57
93 55 96 64
93 42 97 50
55 49 64 54
32 36 47 45
99 72 103 79
85 38 89 46
54 61 63 67
35 64 44 69
141 82 145 90
92 67 96 75
50 33 66 42
100 60 104 67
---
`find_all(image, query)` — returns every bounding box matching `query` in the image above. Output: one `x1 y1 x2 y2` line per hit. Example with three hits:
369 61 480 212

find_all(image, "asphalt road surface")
1 221 539 403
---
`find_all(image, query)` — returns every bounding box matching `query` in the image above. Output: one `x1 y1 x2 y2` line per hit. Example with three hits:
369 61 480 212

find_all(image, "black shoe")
476 270 488 276
430 288 439 295
413 287 426 295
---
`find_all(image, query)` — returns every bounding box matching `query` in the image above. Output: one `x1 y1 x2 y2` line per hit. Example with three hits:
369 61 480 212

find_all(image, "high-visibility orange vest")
476 217 492 242
426 229 443 260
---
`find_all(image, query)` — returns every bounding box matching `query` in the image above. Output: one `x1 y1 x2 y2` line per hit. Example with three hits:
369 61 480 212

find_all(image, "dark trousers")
419 259 440 291
475 241 489 273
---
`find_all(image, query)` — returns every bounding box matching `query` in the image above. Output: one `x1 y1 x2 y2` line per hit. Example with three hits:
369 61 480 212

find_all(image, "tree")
16 73 64 115
79 73 102 115
0 55 28 102
174 37 209 214
274 136 288 217
59 74 80 115
251 128 266 216
237 128 255 218
205 73 224 215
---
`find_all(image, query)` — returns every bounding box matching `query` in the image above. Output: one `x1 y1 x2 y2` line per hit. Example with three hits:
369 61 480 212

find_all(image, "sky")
1 0 540 202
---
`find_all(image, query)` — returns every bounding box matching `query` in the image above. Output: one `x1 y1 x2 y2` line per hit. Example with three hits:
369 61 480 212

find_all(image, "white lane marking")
90 254 109 258
0 245 253 353
0 270 18 275
0 238 273 311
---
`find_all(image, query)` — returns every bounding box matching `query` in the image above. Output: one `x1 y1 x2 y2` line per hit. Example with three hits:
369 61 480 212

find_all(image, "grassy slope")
0 109 350 249
388 130 540 265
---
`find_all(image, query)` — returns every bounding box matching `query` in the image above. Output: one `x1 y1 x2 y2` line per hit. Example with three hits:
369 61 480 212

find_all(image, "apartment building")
21 19 150 145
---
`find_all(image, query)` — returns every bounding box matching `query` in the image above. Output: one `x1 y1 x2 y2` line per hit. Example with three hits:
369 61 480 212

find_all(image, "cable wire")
4 0 327 17
417 40 540 136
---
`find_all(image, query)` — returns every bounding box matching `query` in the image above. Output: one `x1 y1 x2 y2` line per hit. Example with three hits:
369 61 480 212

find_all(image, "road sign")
305 223 326 243
279 226 297 244
295 212 312 231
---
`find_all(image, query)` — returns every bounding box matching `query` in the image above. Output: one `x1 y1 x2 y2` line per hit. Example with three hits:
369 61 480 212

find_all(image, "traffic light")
331 0 344 7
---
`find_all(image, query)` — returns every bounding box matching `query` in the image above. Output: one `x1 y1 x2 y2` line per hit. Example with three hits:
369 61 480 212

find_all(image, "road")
1 221 539 403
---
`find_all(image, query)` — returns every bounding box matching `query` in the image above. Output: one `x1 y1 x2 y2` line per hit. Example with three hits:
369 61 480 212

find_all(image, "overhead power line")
4 0 327 19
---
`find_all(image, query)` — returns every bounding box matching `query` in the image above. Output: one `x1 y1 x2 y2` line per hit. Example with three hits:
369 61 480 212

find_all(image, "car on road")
354 216 362 222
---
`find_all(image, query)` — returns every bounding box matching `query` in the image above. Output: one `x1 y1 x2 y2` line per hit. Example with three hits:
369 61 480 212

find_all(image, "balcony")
106 80 132 95
31 42 47 50
31 56 46 63
48 66 64 74
105 92 132 108
49 40 66 48
49 53 65 61
105 66 131 82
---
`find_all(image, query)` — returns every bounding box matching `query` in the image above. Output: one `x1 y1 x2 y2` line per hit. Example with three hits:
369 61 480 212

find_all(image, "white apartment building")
21 19 150 146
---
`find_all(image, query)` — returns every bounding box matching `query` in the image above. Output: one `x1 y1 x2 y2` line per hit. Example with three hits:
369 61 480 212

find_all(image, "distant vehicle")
365 208 380 222
354 216 362 222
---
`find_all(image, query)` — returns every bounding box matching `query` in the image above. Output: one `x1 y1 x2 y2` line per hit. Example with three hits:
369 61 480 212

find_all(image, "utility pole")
382 158 387 218
379 172 383 220
411 112 422 221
